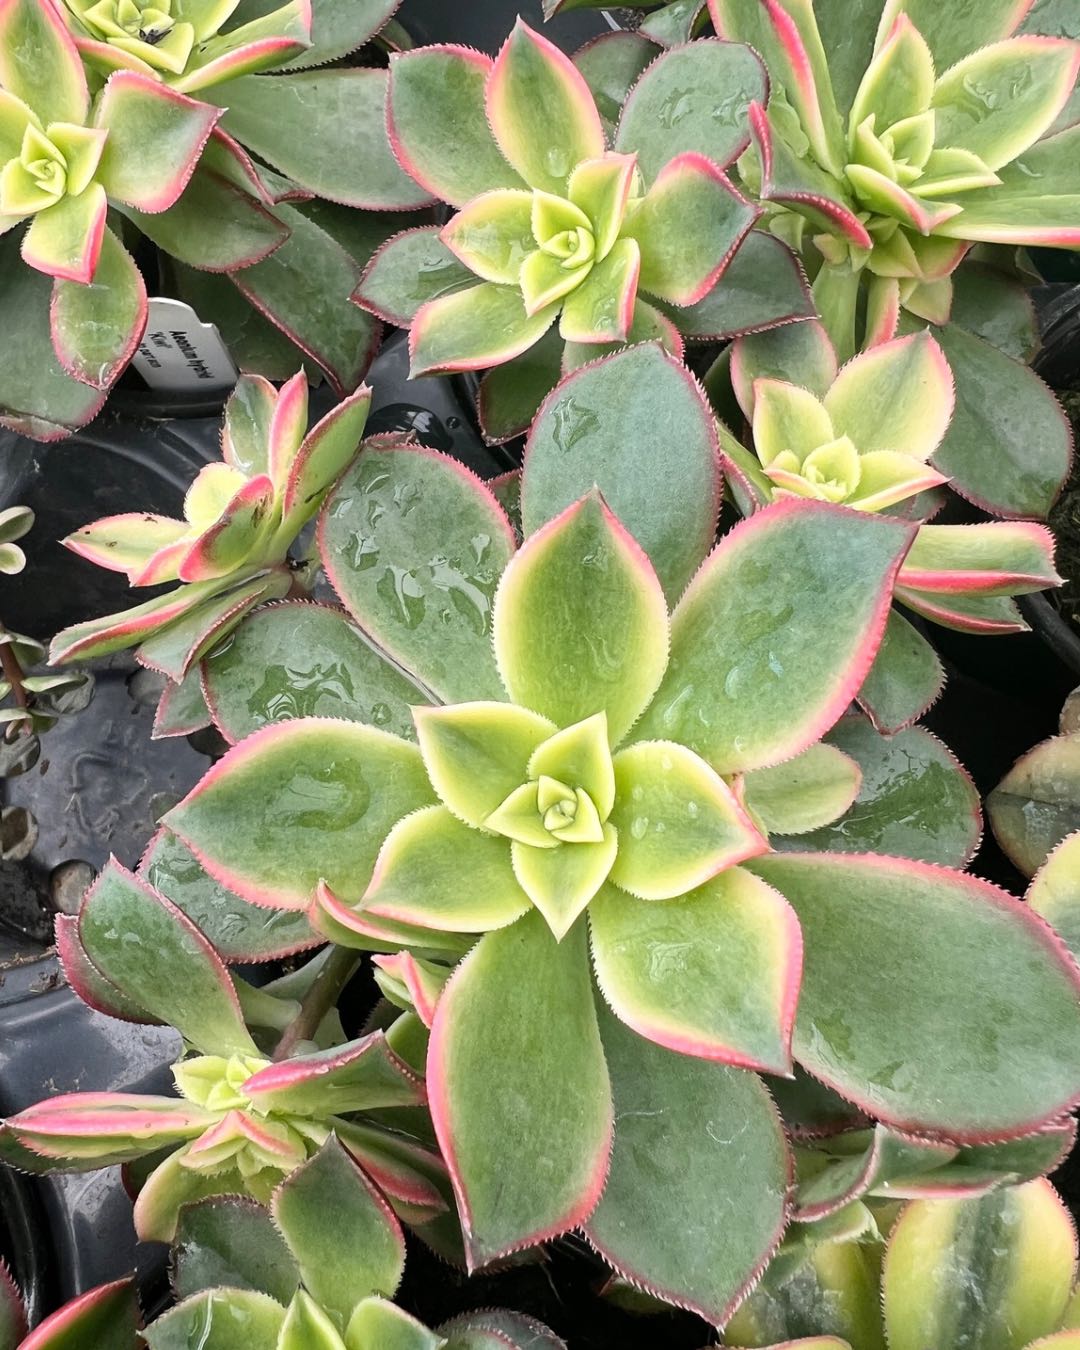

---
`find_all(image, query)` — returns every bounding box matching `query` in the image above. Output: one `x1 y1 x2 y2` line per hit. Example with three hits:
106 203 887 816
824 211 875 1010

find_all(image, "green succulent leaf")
203 601 429 745
16 1278 139 1350
494 492 669 746
0 0 88 127
667 228 815 340
573 29 656 129
172 1196 300 1305
164 719 435 908
856 609 944 734
742 742 863 836
409 282 559 378
1028 833 1080 963
511 824 618 939
272 1137 406 1323
78 859 257 1055
387 46 526 208
521 343 721 601
355 227 476 329
614 38 767 182
345 1299 445 1350
428 910 612 1268
731 319 839 417
879 0 1037 70
749 853 1080 1138
477 326 565 445
144 1289 287 1348
988 732 1080 878
319 445 516 703
364 805 531 934
590 867 800 1072
637 502 915 773
50 226 146 389
585 1000 790 1325
882 1180 1076 1350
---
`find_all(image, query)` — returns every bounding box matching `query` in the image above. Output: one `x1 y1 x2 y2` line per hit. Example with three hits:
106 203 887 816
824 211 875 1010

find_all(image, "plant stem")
0 629 28 713
273 945 360 1061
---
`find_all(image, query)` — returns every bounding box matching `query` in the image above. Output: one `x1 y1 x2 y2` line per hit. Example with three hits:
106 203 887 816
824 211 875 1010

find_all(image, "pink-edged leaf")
7 1092 213 1161
558 237 640 344
311 879 471 956
242 1032 425 1116
78 857 257 1055
353 225 476 328
372 952 448 1029
163 718 435 910
635 501 916 774
174 32 310 96
50 225 147 388
335 1120 449 1214
55 913 159 1025
897 522 1060 595
282 383 370 523
176 475 275 583
387 45 526 208
152 667 212 740
895 586 1029 634
486 19 604 195
267 368 308 486
94 72 222 213
48 576 233 665
591 867 801 1073
750 852 1080 1140
585 998 791 1326
428 910 612 1269
21 183 106 285
222 372 275 476
0 1260 25 1348
626 152 758 307
63 512 187 579
20 1278 138 1350
409 282 558 378
0 0 88 125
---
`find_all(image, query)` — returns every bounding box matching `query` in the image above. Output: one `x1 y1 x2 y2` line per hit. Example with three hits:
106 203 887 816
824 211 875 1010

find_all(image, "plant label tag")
132 298 238 394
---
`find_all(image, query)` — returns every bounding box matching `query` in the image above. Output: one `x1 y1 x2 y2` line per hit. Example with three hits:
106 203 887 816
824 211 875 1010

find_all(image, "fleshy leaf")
493 493 669 746
428 910 612 1268
584 999 789 1324
21 182 106 284
409 282 558 377
144 1290 286 1348
989 733 1080 878
882 1180 1076 1350
50 225 146 389
387 46 525 208
732 319 839 419
172 1196 300 1306
364 805 531 933
164 719 435 908
897 521 1059 595
79 858 256 1055
319 445 516 703
355 227 475 328
242 1035 423 1117
742 742 863 835
607 741 766 898
521 343 722 601
486 19 604 195
1028 833 1080 962
749 853 1080 1138
857 609 944 734
590 868 801 1072
636 502 915 773
272 1137 406 1322
19 1278 138 1350
511 825 618 939
0 0 88 126
614 38 767 183
346 1300 443 1350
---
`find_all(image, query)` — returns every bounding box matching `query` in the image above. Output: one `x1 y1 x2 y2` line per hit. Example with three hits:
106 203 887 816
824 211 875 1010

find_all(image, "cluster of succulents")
2 0 1080 1345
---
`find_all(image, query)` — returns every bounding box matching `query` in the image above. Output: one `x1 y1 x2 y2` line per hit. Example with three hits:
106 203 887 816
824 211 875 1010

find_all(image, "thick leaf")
0 0 88 125
573 30 656 128
231 204 379 396
172 1196 300 1305
50 226 146 388
882 1180 1077 1350
139 829 318 962
79 858 257 1055
364 805 531 933
486 20 604 195
922 321 1072 519
989 733 1080 877
346 1300 443 1350
743 742 862 835
636 502 915 773
55 913 159 1025
750 853 1080 1138
732 319 838 417
590 868 800 1072
409 282 558 377
950 263 1038 362
778 715 982 869
585 1001 789 1324
272 1137 405 1320
136 572 290 681
242 1034 422 1116
164 718 435 908
494 493 669 746
428 911 612 1267
387 45 525 207
202 601 429 744
627 153 757 306
879 0 1039 70
614 38 767 183
511 825 618 939
664 229 814 340
20 1278 138 1350
319 445 515 702
276 0 397 69
441 1310 566 1350
477 325 565 444
153 667 213 742
355 227 476 328
125 166 288 272
895 585 1029 635
521 343 721 600
897 522 1059 595
144 1290 286 1348
856 609 945 733
1028 833 1080 961
213 69 431 209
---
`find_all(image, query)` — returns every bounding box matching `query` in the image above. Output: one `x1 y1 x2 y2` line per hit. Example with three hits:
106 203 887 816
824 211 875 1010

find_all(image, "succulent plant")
85 373 1079 1320
0 858 454 1248
723 1177 1080 1348
355 16 818 441
49 369 373 733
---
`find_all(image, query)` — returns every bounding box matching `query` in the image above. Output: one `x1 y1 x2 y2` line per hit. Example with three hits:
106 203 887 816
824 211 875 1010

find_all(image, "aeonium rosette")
151 415 1080 1322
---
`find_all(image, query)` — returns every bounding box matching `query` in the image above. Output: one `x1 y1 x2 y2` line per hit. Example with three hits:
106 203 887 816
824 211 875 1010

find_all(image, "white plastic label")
132 297 238 394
